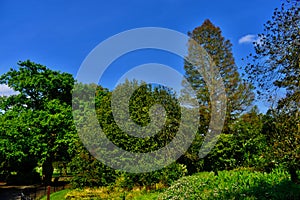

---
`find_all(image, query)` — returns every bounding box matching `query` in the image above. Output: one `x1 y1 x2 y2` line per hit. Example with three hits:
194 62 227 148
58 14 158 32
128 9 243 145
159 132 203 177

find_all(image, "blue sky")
0 0 284 112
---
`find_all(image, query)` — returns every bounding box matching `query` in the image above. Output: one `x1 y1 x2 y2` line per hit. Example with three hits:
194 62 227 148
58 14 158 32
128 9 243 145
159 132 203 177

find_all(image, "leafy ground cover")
158 168 300 200
40 169 300 200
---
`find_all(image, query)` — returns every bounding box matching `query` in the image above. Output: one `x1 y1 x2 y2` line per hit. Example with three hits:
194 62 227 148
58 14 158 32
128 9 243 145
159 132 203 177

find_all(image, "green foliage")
0 60 77 185
69 83 117 188
159 169 300 200
230 107 267 168
177 133 204 174
69 143 118 188
181 19 254 173
71 80 187 188
244 1 299 182
115 163 187 189
198 107 266 172
0 109 38 175
203 134 239 171
262 107 300 182
100 81 187 186
97 80 180 153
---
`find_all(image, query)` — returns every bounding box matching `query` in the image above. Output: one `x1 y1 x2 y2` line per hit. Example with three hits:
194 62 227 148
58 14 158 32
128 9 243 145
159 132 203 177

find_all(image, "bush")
158 168 300 200
115 163 187 190
70 145 187 189
69 144 118 188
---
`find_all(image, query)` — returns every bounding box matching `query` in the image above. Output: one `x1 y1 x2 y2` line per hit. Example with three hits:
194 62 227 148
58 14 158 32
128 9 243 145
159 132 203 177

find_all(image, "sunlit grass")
40 189 71 200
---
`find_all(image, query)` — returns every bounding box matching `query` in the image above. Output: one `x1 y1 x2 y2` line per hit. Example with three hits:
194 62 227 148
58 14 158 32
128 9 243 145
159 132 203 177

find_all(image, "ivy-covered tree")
0 60 77 185
245 1 299 183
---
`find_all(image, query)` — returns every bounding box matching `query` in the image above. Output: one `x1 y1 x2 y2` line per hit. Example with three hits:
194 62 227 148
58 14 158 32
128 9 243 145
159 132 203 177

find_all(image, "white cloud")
238 34 257 44
239 34 264 46
0 84 18 96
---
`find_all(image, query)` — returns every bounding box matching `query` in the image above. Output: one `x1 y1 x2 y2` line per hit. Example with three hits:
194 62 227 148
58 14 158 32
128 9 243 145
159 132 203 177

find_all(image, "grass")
132 192 159 200
65 187 162 200
40 189 71 200
39 187 161 200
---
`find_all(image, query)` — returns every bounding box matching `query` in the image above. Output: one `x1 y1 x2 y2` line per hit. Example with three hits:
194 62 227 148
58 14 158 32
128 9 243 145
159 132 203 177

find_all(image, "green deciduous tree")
202 107 267 172
0 108 40 184
230 106 267 168
71 80 188 187
98 80 180 154
70 83 118 188
0 60 77 185
262 106 299 183
245 1 299 183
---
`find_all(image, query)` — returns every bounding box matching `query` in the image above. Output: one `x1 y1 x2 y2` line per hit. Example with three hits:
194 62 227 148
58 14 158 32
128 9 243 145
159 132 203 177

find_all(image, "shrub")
158 168 300 199
115 163 187 190
68 145 117 188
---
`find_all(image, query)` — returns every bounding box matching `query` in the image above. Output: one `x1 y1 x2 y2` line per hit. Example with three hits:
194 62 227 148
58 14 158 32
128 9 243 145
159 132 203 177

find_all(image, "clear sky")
0 0 284 112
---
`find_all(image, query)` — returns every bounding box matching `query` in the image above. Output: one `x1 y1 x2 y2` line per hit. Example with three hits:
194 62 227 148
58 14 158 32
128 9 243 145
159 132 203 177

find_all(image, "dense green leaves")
159 169 300 200
70 80 187 187
203 108 267 172
0 2 299 191
97 81 180 153
0 109 38 175
0 60 77 185
262 106 300 182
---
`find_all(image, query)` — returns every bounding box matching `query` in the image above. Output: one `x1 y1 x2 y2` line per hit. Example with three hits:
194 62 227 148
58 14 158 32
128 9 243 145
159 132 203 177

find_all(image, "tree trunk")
289 166 299 184
42 158 54 186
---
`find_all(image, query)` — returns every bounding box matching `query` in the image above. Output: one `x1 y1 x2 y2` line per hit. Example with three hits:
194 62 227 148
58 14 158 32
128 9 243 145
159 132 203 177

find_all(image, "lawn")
40 188 160 200
40 189 71 200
